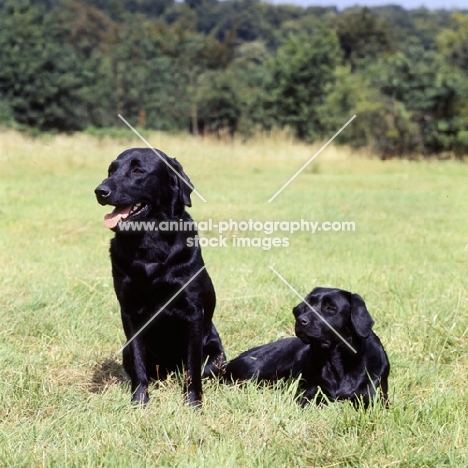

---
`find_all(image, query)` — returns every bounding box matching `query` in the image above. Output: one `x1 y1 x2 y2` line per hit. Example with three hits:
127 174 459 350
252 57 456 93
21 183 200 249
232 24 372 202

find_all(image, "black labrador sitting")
225 287 389 407
95 148 226 407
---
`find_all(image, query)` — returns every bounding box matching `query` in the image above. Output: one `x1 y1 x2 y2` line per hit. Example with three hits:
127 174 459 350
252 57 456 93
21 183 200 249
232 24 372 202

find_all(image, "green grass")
0 129 467 467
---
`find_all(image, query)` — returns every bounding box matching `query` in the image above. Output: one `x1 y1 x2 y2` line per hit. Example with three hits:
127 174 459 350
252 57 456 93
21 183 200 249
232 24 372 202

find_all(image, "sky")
267 0 466 10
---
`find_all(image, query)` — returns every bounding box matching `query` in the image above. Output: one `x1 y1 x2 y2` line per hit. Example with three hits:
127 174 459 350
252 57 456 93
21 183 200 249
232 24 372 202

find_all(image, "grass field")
0 129 467 467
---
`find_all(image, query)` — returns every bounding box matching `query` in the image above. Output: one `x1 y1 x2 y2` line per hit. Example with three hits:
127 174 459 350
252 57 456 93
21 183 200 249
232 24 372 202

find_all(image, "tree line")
0 0 467 158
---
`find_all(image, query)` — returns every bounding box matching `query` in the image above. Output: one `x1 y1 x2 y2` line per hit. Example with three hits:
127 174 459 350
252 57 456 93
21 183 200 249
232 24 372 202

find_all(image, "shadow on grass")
89 357 128 394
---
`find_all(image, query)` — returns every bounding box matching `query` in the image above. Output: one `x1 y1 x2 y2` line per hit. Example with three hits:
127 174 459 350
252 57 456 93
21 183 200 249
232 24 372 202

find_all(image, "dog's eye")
108 163 118 176
323 304 337 314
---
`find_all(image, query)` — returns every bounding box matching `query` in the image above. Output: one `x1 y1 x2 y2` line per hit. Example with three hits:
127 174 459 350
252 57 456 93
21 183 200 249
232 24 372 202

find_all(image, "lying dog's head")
94 148 193 229
293 287 374 349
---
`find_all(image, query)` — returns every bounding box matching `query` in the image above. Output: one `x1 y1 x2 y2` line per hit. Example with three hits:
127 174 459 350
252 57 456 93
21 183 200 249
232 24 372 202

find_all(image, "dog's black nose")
297 316 309 326
95 185 111 200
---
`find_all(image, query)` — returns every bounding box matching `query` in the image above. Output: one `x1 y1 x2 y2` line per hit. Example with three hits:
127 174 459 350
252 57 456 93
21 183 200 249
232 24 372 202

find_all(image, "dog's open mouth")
104 203 148 229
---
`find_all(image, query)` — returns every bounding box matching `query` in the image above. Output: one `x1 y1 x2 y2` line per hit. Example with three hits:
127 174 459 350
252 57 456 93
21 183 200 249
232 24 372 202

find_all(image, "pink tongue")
104 206 133 229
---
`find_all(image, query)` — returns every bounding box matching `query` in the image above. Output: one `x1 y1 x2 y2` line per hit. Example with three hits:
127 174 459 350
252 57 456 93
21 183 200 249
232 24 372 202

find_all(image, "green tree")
0 0 124 131
371 48 468 155
108 16 234 133
195 70 241 136
437 13 468 72
83 0 175 21
336 8 393 71
166 27 234 135
0 1 91 131
320 66 419 158
266 29 340 141
110 18 188 131
228 41 271 138
52 1 117 128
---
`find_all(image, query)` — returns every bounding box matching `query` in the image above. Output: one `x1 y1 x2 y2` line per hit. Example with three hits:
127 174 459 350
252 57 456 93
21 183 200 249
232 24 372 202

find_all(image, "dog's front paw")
300 396 311 408
187 399 202 410
185 391 202 410
131 388 150 405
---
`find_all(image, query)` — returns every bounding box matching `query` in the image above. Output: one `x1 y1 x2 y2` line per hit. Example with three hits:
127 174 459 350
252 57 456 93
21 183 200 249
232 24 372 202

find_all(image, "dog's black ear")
350 293 374 339
168 158 193 208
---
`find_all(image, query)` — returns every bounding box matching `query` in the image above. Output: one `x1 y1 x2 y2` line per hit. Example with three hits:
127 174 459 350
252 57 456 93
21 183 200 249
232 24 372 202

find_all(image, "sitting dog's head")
94 148 193 229
293 287 374 349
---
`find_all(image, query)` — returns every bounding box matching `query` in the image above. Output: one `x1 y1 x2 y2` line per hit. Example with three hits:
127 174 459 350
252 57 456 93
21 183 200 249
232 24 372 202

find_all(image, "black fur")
95 148 226 407
225 287 389 408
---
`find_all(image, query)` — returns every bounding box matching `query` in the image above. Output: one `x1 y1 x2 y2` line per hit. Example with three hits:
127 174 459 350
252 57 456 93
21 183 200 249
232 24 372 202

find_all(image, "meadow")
0 129 467 467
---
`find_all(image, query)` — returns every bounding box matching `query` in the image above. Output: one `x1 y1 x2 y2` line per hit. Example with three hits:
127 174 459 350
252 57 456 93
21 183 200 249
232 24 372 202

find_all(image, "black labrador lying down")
95 148 226 407
225 287 389 408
